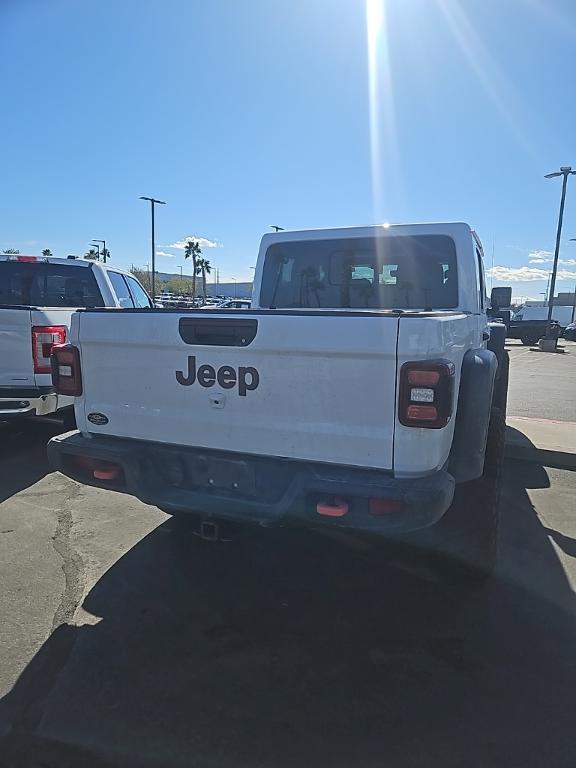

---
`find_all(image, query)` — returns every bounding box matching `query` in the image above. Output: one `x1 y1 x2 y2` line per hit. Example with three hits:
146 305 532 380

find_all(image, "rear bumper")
0 387 59 417
48 432 456 535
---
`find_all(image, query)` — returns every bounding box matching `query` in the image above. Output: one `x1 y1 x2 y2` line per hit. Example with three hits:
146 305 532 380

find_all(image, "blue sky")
2 0 576 299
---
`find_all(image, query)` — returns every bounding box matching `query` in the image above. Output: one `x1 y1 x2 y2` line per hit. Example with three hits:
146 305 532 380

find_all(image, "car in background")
216 298 252 309
508 305 574 345
0 254 152 422
563 321 576 341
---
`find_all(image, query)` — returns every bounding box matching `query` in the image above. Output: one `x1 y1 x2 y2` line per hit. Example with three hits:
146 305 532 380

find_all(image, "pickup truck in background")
49 223 509 578
508 304 575 345
0 255 153 421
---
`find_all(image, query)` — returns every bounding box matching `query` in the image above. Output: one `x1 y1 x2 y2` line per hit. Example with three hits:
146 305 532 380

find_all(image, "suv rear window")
0 262 104 307
260 234 458 310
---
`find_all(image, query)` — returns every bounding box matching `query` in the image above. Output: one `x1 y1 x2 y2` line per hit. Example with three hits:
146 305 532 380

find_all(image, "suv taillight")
398 361 455 429
51 344 82 396
32 325 67 374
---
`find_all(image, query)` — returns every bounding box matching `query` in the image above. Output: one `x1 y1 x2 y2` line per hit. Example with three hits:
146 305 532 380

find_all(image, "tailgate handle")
179 318 258 346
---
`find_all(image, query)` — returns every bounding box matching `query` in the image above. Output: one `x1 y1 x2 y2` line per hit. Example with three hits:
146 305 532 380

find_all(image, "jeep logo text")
176 355 260 396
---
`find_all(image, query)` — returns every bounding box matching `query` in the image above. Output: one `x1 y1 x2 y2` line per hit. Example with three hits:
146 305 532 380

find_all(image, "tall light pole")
232 277 237 298
544 167 576 333
139 196 166 298
92 239 107 263
89 244 100 261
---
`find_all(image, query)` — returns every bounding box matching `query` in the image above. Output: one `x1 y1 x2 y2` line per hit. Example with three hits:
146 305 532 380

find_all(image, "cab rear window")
0 262 104 307
260 234 458 310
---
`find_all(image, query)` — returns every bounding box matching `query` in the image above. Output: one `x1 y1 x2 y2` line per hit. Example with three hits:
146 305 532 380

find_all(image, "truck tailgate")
75 311 400 471
0 308 34 386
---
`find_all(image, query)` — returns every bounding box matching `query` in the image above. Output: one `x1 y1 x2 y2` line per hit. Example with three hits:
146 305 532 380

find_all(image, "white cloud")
156 250 175 258
488 266 549 282
527 250 576 266
161 235 220 250
487 265 576 282
528 250 553 264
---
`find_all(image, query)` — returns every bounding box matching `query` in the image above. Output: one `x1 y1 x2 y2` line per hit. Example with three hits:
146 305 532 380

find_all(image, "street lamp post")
232 277 237 298
92 239 107 263
144 263 151 292
90 244 100 261
544 167 576 335
139 196 166 298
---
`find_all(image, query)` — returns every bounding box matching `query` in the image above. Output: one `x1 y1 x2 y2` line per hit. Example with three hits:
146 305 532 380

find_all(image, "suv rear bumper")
48 431 456 535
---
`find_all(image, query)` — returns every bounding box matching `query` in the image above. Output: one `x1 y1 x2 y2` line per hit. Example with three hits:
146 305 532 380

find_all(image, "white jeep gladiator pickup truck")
48 223 510 575
0 255 153 421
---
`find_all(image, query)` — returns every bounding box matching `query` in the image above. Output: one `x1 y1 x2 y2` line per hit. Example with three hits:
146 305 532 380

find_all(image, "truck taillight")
398 361 455 429
51 344 82 396
32 326 67 374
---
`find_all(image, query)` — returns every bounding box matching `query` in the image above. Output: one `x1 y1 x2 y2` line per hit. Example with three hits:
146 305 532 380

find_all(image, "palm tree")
42 249 53 257
195 262 203 298
2 248 19 254
85 249 99 261
198 258 212 300
184 239 202 298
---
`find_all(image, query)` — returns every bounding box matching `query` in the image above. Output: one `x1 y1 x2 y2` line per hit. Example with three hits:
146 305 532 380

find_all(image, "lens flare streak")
366 0 403 224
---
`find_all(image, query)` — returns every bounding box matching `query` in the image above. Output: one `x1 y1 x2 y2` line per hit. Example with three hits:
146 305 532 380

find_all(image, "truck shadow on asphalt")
0 421 65 504
1 460 575 768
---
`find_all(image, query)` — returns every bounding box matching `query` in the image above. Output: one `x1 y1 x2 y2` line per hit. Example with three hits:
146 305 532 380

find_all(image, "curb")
504 442 576 470
505 417 576 470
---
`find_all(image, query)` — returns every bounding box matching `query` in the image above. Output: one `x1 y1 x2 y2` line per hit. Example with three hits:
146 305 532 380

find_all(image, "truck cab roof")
0 254 133 276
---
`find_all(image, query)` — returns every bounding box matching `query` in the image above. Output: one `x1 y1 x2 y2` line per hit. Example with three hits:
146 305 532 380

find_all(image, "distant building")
554 292 576 306
524 292 574 308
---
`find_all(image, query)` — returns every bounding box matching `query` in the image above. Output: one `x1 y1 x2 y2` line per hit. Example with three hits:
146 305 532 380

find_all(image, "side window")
125 275 153 308
476 248 486 311
108 271 134 308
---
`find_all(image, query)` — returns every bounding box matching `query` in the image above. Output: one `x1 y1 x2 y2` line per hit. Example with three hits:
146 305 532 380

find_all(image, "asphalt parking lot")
506 339 576 422
0 356 575 767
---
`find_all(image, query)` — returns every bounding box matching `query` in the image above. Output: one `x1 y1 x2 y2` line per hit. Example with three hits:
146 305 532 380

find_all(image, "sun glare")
435 0 536 158
365 0 403 224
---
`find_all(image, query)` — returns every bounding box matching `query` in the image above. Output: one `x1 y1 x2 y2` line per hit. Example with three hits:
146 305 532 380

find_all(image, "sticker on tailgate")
176 355 260 396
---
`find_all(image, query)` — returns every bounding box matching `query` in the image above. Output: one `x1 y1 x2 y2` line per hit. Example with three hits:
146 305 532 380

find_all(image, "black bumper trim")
48 432 455 535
